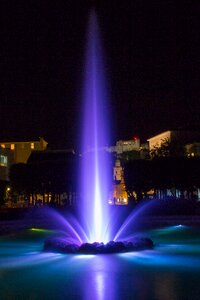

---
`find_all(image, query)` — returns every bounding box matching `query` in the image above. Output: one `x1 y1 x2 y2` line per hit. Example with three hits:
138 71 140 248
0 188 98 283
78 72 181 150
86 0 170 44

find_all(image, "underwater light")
31 228 52 233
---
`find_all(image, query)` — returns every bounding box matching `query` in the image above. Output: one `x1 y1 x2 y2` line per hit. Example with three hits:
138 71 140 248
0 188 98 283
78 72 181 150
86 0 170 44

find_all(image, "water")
2 8 200 299
0 225 200 299
80 9 112 243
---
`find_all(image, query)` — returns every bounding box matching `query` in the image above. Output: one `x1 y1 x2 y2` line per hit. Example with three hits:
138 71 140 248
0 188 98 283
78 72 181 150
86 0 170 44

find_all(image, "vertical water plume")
80 9 111 243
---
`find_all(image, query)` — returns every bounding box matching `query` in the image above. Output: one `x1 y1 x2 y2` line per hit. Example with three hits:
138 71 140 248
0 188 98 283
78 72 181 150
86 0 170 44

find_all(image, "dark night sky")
1 0 200 150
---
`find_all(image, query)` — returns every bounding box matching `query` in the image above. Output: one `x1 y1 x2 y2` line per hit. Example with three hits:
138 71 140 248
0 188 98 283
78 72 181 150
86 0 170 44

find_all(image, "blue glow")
119 248 200 270
169 224 187 229
1 228 200 299
73 255 95 260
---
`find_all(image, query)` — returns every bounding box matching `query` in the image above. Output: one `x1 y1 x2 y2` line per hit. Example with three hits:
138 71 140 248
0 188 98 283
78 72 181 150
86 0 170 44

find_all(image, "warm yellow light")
31 143 34 149
1 144 5 148
11 144 15 150
6 187 10 192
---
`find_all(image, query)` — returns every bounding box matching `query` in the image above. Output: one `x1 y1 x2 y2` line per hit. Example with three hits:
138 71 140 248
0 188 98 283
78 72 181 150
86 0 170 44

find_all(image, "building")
0 137 48 164
107 137 150 160
148 131 172 151
0 137 48 184
0 137 48 207
109 159 128 205
0 148 14 181
148 129 200 155
185 142 200 157
108 138 140 154
113 159 123 182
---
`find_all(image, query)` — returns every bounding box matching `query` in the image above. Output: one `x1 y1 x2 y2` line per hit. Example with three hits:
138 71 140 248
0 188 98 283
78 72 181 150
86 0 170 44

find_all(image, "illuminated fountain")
79 8 111 244
2 7 200 300
44 9 153 254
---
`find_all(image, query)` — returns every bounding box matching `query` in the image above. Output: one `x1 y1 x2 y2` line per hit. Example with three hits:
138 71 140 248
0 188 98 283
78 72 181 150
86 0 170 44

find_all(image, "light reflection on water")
0 227 200 300
119 247 200 270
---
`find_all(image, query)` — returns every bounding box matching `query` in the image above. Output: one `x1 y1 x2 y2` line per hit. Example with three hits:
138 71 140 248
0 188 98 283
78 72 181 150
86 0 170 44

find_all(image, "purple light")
41 8 155 254
43 10 154 250
80 9 111 243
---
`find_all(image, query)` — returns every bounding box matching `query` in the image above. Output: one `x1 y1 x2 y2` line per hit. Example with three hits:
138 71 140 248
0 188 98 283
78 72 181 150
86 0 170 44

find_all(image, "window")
0 155 8 167
1 144 5 148
11 144 15 150
31 143 34 149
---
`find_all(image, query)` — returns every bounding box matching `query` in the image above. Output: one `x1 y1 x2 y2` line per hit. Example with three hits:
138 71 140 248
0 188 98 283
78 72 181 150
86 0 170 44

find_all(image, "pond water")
0 225 200 300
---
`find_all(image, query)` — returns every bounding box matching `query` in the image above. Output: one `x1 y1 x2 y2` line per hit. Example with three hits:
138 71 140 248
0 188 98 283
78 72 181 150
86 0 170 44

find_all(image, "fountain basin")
43 236 154 254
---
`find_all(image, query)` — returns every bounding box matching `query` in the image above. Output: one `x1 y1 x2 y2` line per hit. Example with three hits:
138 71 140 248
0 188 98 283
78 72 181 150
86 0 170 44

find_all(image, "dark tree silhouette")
9 153 80 206
150 138 185 158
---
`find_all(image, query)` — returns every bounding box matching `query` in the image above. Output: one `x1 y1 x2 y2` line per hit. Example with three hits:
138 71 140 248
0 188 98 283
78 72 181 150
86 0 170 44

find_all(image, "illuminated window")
11 144 15 150
1 144 5 148
31 143 34 149
0 155 7 166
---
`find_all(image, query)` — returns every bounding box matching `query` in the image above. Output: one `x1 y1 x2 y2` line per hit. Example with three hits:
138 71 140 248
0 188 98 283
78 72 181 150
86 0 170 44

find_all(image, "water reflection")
1 228 200 299
95 272 106 300
82 255 117 300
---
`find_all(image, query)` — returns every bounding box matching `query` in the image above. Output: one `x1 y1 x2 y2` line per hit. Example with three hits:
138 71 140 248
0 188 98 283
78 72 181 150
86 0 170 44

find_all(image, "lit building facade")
0 137 48 183
185 142 200 157
148 131 171 151
109 159 128 205
108 138 140 154
148 129 200 154
0 148 14 181
0 137 48 164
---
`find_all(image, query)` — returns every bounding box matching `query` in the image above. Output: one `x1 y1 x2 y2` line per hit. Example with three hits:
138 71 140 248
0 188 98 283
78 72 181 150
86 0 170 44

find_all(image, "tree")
0 180 8 206
124 160 153 201
9 155 80 206
150 138 185 158
124 156 200 202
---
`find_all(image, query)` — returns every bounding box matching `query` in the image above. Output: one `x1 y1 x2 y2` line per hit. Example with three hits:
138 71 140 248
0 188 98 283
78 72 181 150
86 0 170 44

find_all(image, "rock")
44 236 154 254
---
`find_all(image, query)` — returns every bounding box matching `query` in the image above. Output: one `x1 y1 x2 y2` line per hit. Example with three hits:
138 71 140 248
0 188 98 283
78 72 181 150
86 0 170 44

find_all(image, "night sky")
1 0 200 150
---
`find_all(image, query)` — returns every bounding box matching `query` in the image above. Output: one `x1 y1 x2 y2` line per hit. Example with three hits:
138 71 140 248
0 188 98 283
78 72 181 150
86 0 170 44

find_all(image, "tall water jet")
44 8 154 254
80 9 111 243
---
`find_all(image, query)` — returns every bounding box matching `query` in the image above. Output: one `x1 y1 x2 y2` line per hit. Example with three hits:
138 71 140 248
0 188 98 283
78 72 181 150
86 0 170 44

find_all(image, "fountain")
43 8 153 254
1 7 200 300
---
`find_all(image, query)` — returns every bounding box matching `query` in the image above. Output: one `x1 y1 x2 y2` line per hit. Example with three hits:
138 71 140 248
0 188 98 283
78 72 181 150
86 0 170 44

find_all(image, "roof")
0 137 47 144
147 130 171 141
